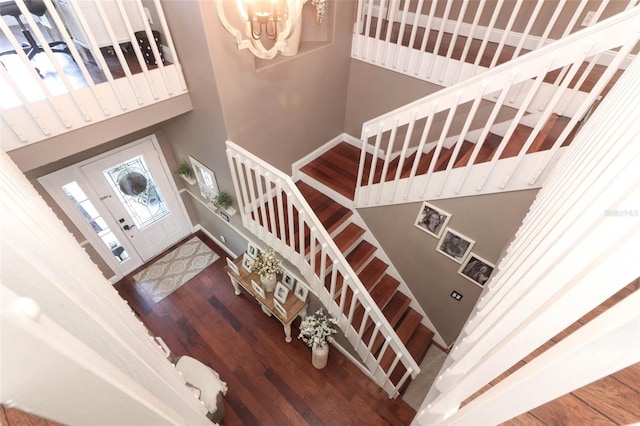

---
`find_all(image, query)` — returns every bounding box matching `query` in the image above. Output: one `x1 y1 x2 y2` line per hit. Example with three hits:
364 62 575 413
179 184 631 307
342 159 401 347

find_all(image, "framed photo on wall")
414 201 451 239
436 228 474 264
459 254 495 287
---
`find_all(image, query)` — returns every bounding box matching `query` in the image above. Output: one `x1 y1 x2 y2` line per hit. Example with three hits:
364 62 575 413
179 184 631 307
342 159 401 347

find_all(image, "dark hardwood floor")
114 231 417 426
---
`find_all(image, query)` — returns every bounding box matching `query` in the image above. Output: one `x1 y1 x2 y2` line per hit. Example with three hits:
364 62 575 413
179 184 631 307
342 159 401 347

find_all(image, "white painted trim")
193 224 237 259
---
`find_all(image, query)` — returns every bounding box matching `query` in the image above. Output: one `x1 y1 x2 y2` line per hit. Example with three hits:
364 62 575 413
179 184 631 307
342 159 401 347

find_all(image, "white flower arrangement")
251 249 283 277
298 309 338 348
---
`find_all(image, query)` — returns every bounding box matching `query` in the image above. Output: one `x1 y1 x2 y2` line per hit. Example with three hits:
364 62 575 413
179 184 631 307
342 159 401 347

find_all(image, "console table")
224 255 307 342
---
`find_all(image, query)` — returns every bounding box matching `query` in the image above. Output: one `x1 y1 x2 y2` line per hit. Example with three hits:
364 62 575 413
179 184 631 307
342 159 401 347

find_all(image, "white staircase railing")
416 52 640 425
352 0 638 86
353 7 640 208
226 140 420 398
0 0 187 151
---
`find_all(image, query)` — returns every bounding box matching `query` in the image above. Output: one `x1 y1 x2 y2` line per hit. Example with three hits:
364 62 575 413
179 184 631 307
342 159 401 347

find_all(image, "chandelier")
217 0 305 60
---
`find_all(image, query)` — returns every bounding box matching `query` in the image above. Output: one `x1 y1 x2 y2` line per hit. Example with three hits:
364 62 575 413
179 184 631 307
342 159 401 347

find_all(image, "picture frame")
226 257 240 275
273 300 287 319
241 253 254 272
274 282 289 304
414 201 451 239
251 279 265 298
436 228 475 264
294 283 308 302
459 254 495 288
247 241 260 259
281 268 296 290
189 156 219 199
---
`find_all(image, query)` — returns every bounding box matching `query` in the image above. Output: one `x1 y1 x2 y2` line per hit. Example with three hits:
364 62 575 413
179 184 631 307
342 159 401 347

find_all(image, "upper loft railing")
352 0 639 86
226 140 420 398
352 7 640 208
0 0 187 151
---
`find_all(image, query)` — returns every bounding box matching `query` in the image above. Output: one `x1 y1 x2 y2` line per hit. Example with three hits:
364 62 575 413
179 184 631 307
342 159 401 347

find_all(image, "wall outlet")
581 11 596 27
451 291 463 301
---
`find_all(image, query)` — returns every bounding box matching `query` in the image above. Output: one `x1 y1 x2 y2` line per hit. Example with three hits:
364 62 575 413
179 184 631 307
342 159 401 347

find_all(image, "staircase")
296 181 435 392
226 3 639 400
300 114 576 200
351 7 638 207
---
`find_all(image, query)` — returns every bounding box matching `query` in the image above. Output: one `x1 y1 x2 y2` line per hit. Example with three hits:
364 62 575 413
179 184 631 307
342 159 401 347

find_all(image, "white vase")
312 343 329 369
260 273 277 293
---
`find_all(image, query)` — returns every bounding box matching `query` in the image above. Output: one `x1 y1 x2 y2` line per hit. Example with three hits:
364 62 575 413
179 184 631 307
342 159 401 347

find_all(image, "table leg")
230 277 241 296
284 323 292 343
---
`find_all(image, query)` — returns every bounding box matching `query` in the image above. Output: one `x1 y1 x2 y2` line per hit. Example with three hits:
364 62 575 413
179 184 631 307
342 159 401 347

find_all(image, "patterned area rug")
134 237 219 303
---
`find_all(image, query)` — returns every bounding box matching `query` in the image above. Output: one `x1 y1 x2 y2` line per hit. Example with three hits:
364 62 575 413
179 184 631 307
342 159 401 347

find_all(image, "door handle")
123 224 135 231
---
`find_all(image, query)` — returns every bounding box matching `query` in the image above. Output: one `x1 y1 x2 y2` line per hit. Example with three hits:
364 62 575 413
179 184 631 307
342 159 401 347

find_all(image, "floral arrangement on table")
251 249 283 277
298 309 338 348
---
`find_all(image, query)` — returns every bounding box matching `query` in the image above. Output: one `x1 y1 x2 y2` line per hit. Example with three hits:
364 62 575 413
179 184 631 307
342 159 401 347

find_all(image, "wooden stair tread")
299 142 362 199
378 308 423 371
381 290 411 328
314 222 366 275
474 133 502 163
333 222 366 254
405 323 435 365
499 125 533 159
527 114 573 153
346 240 377 273
401 149 436 178
433 147 453 171
448 140 475 168
296 181 352 235
394 308 423 344
391 324 435 392
370 275 400 309
357 257 388 291
365 292 412 354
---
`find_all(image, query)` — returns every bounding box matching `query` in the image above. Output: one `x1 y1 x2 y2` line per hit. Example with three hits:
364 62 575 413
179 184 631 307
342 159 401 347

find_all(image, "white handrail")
226 140 420 397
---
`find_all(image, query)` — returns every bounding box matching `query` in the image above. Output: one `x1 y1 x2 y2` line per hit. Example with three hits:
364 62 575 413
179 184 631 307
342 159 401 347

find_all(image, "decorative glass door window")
62 181 130 262
102 155 170 230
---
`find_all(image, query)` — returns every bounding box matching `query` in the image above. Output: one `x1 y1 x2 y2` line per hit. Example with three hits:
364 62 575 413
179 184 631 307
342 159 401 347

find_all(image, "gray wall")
358 189 538 344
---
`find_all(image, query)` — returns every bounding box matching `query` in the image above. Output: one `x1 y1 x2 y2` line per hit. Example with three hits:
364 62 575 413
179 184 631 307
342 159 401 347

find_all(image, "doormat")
134 236 219 303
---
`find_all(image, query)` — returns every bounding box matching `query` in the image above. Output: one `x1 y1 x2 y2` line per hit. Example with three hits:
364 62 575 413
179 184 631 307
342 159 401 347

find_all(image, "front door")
80 137 191 262
39 135 191 279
